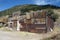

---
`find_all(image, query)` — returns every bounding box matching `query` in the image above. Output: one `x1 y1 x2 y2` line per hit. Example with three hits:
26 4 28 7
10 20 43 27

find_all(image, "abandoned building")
8 11 26 31
8 10 54 33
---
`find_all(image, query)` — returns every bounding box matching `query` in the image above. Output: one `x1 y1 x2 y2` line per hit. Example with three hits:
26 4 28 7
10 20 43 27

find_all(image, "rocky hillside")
0 4 60 16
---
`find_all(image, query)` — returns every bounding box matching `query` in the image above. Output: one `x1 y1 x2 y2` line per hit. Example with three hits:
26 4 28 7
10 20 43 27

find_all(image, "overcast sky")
0 0 60 11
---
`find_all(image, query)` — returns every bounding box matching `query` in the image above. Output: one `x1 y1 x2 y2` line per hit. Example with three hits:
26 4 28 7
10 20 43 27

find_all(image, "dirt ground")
0 31 42 40
0 26 60 40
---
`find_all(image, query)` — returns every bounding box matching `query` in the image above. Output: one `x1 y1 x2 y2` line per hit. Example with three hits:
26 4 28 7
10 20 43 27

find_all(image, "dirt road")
0 31 41 40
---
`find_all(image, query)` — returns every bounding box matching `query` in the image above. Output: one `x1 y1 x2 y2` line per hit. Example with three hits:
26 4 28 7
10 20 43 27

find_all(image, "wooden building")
8 11 26 31
8 10 54 33
20 10 54 33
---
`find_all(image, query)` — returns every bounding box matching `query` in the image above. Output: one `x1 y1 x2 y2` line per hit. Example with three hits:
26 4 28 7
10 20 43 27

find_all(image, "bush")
47 10 59 22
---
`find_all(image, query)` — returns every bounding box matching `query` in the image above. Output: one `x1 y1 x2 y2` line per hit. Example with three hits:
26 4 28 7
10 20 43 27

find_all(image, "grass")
42 26 60 40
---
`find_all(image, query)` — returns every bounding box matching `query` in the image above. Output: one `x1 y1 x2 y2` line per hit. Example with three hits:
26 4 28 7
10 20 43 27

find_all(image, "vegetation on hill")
0 4 60 16
47 10 59 22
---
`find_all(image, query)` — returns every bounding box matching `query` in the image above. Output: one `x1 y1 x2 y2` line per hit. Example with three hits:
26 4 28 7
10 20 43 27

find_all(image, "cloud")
34 0 49 5
34 0 60 6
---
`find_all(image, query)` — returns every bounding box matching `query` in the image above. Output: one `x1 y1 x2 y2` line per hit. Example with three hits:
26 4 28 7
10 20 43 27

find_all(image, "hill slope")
0 4 60 16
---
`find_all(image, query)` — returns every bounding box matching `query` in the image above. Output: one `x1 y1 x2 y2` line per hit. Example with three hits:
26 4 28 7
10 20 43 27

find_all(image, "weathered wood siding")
46 16 54 32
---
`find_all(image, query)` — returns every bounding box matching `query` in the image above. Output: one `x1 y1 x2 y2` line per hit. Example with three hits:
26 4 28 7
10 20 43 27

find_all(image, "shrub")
47 10 59 22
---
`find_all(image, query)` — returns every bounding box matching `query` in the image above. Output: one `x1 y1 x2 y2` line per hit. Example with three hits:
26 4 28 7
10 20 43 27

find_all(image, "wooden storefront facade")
19 11 54 33
8 10 54 33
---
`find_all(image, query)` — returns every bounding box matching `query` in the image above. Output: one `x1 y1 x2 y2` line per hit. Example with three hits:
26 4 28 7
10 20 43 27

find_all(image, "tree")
47 10 59 22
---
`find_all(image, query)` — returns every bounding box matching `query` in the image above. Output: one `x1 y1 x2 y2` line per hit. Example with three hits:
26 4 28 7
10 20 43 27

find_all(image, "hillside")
0 4 60 16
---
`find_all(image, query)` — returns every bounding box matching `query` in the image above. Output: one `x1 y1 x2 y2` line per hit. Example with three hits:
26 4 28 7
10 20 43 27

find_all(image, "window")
31 18 46 24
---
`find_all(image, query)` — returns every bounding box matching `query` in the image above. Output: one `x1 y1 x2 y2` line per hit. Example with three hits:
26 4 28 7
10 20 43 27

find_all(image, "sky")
0 0 60 11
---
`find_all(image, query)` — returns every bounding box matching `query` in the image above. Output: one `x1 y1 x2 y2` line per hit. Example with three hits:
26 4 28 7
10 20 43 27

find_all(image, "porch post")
17 20 20 31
